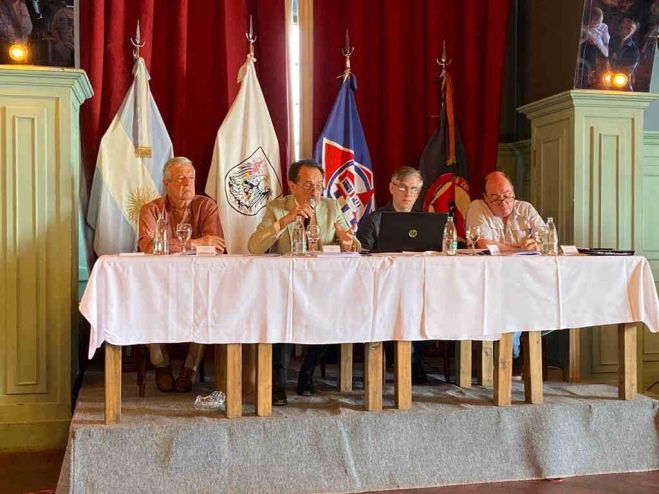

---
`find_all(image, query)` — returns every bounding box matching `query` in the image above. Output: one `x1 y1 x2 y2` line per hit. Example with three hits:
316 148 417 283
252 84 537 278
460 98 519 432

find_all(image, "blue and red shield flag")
419 72 471 239
314 74 375 230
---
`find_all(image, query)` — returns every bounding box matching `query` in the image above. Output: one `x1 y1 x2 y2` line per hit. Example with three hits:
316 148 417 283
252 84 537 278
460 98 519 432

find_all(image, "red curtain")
79 0 289 194
313 0 509 204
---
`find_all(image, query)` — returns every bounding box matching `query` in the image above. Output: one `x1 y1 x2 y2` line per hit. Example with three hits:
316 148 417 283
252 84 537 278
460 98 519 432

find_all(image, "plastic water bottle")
546 217 558 255
443 216 458 256
292 216 307 255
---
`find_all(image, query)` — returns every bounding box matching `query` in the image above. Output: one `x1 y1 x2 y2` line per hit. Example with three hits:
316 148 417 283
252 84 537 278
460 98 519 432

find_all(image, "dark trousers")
272 343 291 392
298 344 327 379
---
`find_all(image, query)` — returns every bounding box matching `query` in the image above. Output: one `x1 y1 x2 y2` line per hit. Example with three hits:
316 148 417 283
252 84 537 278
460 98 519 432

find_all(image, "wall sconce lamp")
8 43 29 63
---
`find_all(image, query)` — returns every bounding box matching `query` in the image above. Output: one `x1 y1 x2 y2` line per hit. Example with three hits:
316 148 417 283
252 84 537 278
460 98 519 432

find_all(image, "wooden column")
225 344 242 418
104 343 122 424
338 343 353 392
493 333 513 406
364 342 383 411
618 323 637 400
394 341 412 410
522 332 543 404
456 340 472 388
566 328 580 382
255 344 272 417
214 345 227 393
477 341 494 387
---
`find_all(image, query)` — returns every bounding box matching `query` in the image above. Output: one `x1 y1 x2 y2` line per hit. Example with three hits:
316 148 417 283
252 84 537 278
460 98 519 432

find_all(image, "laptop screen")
376 212 448 252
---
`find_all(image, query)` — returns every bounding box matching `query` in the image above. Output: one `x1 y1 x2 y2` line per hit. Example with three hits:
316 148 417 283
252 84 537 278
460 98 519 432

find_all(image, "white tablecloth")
81 254 659 358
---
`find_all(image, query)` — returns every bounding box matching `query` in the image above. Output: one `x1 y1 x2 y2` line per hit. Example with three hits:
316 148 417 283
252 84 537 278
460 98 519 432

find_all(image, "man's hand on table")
191 235 226 254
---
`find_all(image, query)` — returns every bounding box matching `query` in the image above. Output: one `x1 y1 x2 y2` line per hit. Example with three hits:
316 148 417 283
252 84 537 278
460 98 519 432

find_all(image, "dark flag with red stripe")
418 69 471 240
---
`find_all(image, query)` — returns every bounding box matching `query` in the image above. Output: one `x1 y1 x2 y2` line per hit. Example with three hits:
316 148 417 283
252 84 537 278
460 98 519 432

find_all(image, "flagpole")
340 29 353 80
246 14 257 61
130 20 144 60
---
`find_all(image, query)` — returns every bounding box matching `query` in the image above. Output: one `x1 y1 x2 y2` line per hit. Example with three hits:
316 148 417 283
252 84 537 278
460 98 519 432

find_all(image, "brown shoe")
174 366 196 392
155 365 174 392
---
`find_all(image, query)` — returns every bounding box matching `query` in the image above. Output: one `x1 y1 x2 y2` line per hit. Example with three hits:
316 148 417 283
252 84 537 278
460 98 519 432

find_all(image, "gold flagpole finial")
130 20 145 60
246 15 257 60
339 29 354 80
436 40 451 79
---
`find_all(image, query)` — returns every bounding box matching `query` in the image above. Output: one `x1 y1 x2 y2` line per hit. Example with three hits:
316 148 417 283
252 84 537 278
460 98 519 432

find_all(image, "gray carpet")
57 368 659 494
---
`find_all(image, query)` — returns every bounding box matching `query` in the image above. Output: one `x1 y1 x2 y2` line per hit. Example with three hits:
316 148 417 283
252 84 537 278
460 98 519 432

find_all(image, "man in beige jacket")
248 159 360 405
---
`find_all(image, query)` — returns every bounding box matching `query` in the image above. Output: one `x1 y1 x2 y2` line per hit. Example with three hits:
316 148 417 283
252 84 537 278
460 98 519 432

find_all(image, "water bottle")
291 216 307 255
443 216 458 256
153 212 169 255
546 217 558 255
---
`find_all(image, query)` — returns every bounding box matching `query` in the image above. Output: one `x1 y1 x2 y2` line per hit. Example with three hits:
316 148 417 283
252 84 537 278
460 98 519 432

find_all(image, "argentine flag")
87 57 173 255
205 54 282 254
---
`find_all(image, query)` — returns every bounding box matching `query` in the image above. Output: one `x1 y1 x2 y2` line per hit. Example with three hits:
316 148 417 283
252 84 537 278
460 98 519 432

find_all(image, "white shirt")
466 199 546 247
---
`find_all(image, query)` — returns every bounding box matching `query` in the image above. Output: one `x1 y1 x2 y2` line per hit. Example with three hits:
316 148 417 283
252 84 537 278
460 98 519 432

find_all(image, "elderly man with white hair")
138 156 225 392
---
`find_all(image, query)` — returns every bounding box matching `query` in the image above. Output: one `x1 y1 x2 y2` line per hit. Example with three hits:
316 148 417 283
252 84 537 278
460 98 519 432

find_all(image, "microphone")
304 198 317 228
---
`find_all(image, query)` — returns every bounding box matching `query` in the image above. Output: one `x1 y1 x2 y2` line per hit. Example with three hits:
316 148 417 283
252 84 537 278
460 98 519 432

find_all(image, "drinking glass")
306 224 321 253
534 226 548 254
466 225 481 250
176 223 192 253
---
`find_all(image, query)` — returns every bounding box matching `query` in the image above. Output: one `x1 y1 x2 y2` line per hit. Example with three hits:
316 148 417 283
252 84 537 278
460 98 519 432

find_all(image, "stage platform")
57 367 659 493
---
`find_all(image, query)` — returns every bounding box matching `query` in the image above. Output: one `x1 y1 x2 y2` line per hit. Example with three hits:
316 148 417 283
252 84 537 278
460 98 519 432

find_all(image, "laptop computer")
376 212 448 252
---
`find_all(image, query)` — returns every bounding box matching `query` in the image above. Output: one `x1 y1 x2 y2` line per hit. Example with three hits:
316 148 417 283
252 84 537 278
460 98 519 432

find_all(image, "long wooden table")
81 254 659 424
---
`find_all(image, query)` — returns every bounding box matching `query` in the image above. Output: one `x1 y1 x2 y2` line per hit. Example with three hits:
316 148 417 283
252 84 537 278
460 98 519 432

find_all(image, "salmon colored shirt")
138 195 224 254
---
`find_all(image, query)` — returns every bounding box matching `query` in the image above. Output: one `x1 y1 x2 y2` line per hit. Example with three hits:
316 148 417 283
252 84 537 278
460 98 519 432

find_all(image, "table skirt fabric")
81 254 659 358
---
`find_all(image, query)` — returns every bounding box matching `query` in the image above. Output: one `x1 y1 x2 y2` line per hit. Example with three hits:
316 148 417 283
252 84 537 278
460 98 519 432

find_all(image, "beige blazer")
247 194 361 254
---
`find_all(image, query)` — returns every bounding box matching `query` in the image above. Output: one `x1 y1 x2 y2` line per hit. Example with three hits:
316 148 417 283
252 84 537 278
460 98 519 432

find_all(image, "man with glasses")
465 170 546 368
248 159 360 405
138 156 225 392
466 171 544 252
357 166 423 251
356 166 429 383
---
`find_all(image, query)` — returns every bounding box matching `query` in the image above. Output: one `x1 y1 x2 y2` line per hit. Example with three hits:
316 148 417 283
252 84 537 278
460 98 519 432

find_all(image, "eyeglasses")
299 182 325 193
486 192 515 205
391 181 421 194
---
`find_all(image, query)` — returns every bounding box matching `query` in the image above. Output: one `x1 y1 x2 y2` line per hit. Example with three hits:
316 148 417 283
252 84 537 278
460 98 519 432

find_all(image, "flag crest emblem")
224 146 281 216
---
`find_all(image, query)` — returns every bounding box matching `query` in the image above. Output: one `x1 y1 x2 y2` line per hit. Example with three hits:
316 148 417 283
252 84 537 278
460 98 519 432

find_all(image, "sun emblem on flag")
224 147 282 216
125 185 159 226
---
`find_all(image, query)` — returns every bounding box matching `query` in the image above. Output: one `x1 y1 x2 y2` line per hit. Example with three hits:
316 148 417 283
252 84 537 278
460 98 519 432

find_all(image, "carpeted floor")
57 367 659 494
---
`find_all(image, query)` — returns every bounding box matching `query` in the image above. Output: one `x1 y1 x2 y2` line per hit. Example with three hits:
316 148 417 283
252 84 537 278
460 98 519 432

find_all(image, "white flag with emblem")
205 54 282 254
87 56 173 255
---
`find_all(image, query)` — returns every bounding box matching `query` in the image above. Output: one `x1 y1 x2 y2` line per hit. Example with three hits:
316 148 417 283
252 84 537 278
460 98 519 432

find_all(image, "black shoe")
272 389 288 406
412 363 428 385
297 373 315 396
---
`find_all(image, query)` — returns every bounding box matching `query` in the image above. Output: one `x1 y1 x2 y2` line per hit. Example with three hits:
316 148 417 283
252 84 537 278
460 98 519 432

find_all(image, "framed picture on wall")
575 0 658 91
0 0 74 66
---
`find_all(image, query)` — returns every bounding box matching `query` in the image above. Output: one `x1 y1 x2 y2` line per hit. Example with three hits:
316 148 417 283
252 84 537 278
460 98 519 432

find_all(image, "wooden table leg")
225 344 242 418
522 331 543 404
394 341 412 410
365 342 383 411
105 343 122 424
255 344 272 417
214 344 227 393
566 328 580 383
618 323 637 400
493 333 513 406
242 344 256 400
456 340 472 388
477 341 494 387
338 343 353 392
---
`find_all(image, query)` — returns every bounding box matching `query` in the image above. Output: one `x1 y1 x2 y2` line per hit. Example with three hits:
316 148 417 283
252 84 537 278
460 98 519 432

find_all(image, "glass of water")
306 224 321 253
176 223 192 253
465 225 481 250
